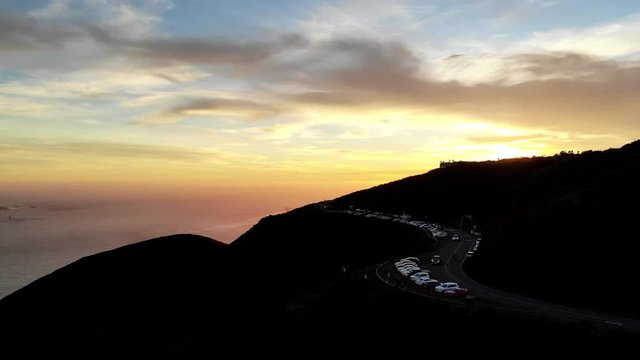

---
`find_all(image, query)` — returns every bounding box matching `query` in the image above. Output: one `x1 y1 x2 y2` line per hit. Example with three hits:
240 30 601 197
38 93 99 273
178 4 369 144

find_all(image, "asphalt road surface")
319 204 640 332
378 223 640 332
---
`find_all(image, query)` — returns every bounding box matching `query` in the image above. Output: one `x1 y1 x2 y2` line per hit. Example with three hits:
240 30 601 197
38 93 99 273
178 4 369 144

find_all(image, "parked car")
395 260 417 267
423 279 440 289
435 282 462 293
411 270 431 282
410 270 431 278
397 264 419 271
414 277 434 286
396 261 418 267
410 272 431 285
398 265 421 276
430 255 442 265
443 288 469 297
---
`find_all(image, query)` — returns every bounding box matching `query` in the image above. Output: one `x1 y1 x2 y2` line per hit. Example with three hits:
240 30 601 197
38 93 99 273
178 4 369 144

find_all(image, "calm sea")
0 198 276 299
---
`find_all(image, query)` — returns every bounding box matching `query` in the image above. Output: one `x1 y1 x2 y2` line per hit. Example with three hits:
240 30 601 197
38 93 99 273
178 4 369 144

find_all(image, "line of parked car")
393 257 468 297
466 232 482 258
342 207 449 239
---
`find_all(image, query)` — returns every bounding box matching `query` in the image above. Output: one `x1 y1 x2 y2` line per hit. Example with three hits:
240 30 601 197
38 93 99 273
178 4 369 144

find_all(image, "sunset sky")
2 0 639 199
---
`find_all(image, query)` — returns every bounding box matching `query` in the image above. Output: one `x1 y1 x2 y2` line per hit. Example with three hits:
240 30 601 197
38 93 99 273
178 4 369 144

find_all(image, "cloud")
433 51 630 85
152 97 282 123
288 91 368 107
53 141 213 160
520 13 640 58
271 36 639 133
466 133 549 144
276 38 433 103
0 140 216 162
27 0 173 39
0 3 304 73
510 52 621 79
127 34 306 67
0 0 170 52
0 12 77 51
298 0 419 41
28 0 71 19
270 37 640 136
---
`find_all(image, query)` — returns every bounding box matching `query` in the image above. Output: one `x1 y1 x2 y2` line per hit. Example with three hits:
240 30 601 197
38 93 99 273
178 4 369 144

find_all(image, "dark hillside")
232 204 432 269
334 141 640 315
0 234 234 359
2 233 635 358
229 204 433 300
0 206 433 358
2 141 640 357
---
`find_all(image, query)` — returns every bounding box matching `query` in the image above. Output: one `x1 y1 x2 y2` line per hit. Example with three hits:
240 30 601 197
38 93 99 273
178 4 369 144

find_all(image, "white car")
395 260 417 268
398 265 421 276
413 277 434 286
410 271 431 281
398 264 419 271
399 269 420 276
435 282 463 293
395 259 417 265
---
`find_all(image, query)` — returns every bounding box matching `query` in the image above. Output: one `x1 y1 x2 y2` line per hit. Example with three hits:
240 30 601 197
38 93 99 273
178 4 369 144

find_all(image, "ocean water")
0 196 290 299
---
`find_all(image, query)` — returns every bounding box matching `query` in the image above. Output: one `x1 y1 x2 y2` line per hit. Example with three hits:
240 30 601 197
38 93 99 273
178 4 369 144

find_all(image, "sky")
1 0 640 207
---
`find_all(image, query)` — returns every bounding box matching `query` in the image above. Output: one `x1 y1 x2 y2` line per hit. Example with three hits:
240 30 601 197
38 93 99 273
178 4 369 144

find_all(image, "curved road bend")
410 227 640 332
318 204 640 332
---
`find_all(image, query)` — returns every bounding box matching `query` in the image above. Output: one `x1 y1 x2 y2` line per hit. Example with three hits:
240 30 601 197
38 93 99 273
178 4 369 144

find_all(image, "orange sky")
1 0 639 218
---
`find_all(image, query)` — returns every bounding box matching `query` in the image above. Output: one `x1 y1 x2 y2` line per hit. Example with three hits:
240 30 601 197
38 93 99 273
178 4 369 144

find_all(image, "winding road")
320 203 640 332
377 223 640 332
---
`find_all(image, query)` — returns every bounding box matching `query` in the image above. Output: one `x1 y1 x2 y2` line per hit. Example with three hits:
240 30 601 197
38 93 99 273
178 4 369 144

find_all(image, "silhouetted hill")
334 140 640 315
0 234 244 359
1 231 632 359
0 208 436 358
230 204 432 288
2 141 640 358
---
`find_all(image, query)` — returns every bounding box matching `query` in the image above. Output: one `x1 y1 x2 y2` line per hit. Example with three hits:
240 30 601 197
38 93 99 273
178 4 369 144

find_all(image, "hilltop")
333 140 640 315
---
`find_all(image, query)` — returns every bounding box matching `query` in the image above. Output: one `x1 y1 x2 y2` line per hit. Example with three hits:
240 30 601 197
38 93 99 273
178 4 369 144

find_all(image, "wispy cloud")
151 97 283 123
0 140 217 161
520 13 640 58
0 12 77 50
0 1 303 73
466 133 549 144
298 0 421 41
